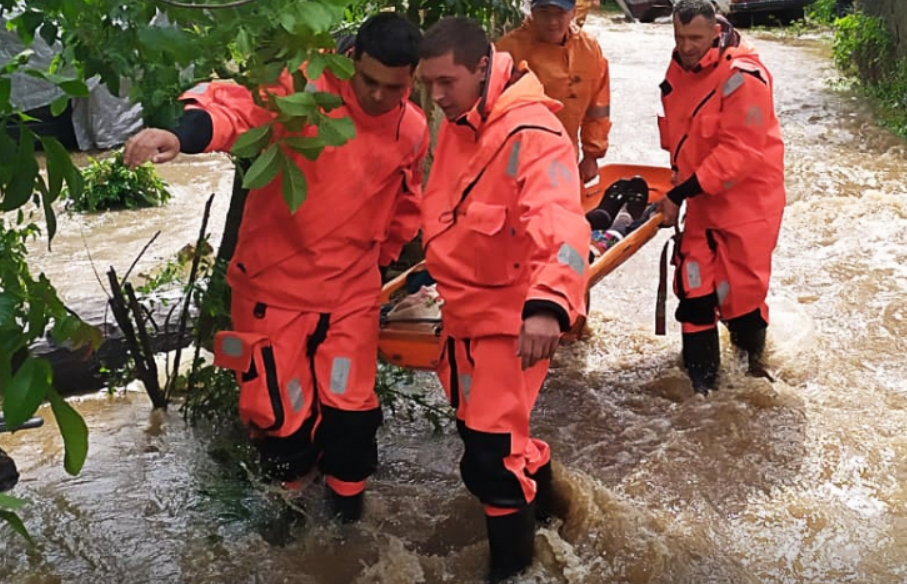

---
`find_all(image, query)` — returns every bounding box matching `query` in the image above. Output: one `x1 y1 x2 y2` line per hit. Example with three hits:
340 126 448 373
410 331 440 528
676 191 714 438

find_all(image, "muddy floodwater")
3 14 907 584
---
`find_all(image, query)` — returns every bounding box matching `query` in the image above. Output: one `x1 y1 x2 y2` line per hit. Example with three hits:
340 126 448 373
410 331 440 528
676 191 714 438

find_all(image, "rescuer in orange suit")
418 17 590 582
122 13 429 522
496 0 611 184
655 0 786 393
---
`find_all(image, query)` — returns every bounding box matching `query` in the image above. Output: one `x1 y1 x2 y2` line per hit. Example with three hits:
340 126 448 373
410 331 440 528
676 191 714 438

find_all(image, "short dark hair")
419 17 490 72
354 12 422 69
673 0 717 24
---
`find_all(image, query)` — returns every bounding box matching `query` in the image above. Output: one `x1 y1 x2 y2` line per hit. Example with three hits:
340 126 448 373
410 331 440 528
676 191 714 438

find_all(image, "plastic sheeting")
1 18 144 151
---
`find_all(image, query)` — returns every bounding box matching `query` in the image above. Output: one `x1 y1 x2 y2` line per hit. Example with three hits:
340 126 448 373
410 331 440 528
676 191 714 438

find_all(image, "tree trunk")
196 162 248 344
860 0 907 58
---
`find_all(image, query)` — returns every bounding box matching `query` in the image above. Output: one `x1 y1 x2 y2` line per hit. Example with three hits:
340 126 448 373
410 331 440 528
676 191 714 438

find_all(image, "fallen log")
30 292 196 397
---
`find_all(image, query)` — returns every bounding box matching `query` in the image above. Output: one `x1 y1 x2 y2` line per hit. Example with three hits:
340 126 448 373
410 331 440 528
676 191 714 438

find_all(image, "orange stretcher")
378 163 673 371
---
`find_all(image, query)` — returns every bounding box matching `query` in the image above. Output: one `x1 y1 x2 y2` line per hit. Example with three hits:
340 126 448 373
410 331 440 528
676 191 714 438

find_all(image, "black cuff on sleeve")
522 300 571 333
667 173 703 205
171 108 213 154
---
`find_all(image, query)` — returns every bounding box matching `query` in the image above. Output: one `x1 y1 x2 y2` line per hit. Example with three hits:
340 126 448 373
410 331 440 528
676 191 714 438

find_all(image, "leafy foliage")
348 0 522 35
833 10 894 81
375 361 451 432
67 152 171 212
832 10 907 138
805 0 837 25
0 220 98 471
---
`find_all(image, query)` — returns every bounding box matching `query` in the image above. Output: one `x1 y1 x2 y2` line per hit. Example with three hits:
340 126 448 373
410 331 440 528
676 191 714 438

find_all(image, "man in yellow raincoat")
497 0 611 184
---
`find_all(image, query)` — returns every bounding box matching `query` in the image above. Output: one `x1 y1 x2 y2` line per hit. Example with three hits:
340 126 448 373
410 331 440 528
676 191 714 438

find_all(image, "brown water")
3 15 907 584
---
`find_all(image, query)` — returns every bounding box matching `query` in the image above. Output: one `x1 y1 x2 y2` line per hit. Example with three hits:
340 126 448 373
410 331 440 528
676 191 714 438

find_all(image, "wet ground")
3 13 907 584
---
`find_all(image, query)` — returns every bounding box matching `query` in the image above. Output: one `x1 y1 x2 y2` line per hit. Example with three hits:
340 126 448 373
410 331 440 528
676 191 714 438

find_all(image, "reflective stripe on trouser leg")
438 335 550 513
313 304 383 489
673 225 719 333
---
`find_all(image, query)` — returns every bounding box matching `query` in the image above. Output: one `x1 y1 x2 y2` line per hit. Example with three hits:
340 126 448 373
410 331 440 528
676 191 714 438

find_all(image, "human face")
351 52 413 116
673 14 721 69
530 5 574 44
418 52 488 121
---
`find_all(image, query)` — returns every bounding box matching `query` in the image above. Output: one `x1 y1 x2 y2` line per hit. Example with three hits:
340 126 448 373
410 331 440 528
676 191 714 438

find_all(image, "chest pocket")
686 113 721 165
461 201 518 287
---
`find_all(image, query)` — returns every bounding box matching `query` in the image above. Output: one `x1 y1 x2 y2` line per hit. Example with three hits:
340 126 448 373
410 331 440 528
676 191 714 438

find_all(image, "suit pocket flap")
213 331 268 372
463 201 508 236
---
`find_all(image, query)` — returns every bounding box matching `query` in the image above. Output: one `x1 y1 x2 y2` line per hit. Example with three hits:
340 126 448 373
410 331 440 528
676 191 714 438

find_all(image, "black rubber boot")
0 447 19 493
682 328 720 394
486 503 536 583
255 422 318 484
730 326 773 381
328 488 364 524
528 463 553 524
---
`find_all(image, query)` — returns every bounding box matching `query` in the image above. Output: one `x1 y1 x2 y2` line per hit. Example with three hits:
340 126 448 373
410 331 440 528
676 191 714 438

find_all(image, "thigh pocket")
214 331 301 436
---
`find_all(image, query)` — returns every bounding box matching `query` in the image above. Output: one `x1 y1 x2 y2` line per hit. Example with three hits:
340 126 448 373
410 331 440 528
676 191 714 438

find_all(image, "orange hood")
457 49 563 132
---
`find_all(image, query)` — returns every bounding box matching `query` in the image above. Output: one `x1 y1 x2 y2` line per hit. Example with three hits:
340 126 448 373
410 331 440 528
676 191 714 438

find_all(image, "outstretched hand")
517 313 561 370
123 129 181 169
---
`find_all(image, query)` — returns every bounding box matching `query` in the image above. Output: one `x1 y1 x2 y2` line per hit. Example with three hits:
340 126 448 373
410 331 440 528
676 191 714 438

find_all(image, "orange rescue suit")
422 50 589 512
658 36 785 329
496 22 611 161
198 69 428 492
184 71 428 315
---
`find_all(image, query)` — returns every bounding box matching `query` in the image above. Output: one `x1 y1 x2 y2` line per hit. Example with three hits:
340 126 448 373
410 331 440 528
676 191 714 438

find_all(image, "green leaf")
236 28 254 57
1 130 39 211
59 79 89 98
39 22 57 46
40 136 70 204
284 135 325 160
11 11 44 45
1 357 51 431
137 26 194 61
230 124 271 159
0 510 33 544
0 78 10 112
50 95 68 117
41 182 57 244
324 53 354 80
288 50 307 75
275 91 316 118
0 124 15 184
47 388 88 476
0 493 27 511
241 144 281 190
317 115 356 147
281 155 308 213
306 53 327 81
298 2 334 33
0 294 15 325
278 10 297 34
313 91 343 111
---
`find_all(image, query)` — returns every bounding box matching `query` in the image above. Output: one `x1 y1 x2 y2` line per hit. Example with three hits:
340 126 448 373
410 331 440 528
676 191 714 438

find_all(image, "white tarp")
1 18 143 150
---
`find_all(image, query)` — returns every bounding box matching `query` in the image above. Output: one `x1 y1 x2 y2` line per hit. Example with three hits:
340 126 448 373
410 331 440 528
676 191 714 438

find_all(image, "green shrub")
832 11 894 83
806 0 837 25
830 10 907 138
66 152 171 212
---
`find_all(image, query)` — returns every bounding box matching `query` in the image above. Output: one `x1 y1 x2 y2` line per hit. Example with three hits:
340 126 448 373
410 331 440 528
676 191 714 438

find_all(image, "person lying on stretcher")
585 176 656 259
